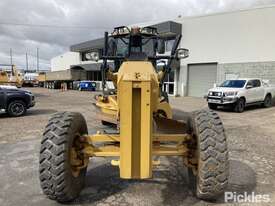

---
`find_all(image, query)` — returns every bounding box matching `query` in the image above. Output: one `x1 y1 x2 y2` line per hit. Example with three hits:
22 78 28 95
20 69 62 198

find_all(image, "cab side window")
252 80 261 87
246 80 253 87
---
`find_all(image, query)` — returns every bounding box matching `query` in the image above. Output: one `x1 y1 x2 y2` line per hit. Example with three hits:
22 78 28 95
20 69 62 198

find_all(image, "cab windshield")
220 80 246 88
109 36 156 57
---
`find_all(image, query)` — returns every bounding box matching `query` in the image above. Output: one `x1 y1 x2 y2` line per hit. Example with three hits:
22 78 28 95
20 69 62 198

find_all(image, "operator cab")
109 26 162 62
104 26 168 71
86 26 189 95
86 26 188 70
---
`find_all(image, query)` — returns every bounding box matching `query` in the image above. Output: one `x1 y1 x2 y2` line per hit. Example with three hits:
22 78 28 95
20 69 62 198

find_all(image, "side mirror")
176 48 189 59
157 39 165 54
246 85 253 89
85 52 99 62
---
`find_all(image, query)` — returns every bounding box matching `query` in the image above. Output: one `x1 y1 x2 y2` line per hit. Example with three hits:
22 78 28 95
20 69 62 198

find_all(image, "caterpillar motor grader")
39 26 229 202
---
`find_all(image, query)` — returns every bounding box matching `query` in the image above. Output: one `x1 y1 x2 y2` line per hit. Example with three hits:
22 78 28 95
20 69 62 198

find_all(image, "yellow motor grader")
39 26 229 202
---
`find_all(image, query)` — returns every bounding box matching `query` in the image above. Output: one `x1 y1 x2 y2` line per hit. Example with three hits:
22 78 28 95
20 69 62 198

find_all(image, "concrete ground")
0 88 275 206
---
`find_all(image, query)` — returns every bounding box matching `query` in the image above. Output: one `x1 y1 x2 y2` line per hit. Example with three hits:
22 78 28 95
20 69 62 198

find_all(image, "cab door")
245 80 258 103
253 80 265 101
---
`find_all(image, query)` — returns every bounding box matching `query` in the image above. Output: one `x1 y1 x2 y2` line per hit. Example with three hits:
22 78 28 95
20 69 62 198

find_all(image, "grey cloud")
0 0 275 70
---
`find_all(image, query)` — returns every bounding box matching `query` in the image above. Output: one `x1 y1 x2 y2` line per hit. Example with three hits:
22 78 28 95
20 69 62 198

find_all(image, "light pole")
37 47 39 72
10 48 13 65
26 52 29 71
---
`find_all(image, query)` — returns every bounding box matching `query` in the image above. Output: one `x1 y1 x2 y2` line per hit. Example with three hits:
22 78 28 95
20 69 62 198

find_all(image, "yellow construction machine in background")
0 64 23 87
39 26 229 203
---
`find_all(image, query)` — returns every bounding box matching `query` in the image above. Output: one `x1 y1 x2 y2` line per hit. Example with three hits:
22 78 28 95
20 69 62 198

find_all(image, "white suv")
206 78 275 112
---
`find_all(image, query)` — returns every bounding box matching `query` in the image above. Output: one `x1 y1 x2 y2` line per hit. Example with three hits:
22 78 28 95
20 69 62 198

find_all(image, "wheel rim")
11 103 24 115
265 97 271 106
70 134 87 177
186 130 198 176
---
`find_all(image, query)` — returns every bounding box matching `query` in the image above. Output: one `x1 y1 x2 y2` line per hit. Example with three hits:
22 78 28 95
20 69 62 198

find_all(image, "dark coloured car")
0 86 35 117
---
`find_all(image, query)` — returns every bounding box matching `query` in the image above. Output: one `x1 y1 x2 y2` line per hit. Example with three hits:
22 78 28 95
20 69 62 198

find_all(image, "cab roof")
236 78 261 81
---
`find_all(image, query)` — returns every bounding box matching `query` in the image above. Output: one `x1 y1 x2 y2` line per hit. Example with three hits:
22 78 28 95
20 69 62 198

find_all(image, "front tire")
39 112 88 202
234 98 245 113
7 100 27 117
188 110 229 200
208 103 217 110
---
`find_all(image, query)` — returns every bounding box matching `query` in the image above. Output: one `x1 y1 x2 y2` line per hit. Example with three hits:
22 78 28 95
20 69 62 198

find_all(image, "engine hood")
6 88 25 93
1 87 31 94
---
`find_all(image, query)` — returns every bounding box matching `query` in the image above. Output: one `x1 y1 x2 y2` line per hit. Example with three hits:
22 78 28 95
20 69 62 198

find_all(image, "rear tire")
208 103 217 110
263 94 272 108
234 98 245 113
39 112 88 202
188 110 229 200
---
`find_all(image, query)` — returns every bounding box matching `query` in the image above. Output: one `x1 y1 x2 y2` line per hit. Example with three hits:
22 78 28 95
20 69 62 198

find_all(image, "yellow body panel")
118 62 159 179
95 62 172 122
0 65 23 87
95 95 118 124
157 101 173 119
83 145 188 157
0 71 9 82
89 61 189 179
38 73 46 82
85 133 191 143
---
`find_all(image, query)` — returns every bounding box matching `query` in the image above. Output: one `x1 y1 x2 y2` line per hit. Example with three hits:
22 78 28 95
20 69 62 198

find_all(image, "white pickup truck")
206 78 275 112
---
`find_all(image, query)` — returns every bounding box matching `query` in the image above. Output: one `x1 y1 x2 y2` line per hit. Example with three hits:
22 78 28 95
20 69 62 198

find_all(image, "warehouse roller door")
187 63 217 97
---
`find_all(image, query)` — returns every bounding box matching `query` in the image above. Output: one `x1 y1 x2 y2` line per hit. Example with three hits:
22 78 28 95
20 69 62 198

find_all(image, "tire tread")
192 109 229 200
39 112 87 202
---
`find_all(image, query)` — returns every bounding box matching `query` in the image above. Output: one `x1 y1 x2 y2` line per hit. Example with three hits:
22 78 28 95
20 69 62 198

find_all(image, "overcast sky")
0 0 275 70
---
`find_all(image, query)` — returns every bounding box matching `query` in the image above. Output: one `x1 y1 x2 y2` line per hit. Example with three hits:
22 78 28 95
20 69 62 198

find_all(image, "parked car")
206 78 275 112
0 85 35 117
79 81 96 91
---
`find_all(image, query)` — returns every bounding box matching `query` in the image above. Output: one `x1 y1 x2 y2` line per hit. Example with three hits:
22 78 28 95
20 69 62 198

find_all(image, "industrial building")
51 5 275 97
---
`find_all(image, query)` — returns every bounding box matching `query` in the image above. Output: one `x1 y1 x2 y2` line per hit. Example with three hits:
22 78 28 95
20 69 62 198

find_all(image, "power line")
0 22 111 30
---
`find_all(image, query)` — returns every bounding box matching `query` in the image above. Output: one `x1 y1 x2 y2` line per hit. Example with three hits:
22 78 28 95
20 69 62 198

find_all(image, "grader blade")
154 116 188 134
172 109 192 122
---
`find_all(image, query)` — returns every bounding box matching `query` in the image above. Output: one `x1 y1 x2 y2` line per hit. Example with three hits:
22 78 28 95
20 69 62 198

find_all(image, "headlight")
209 91 213 96
223 91 238 96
